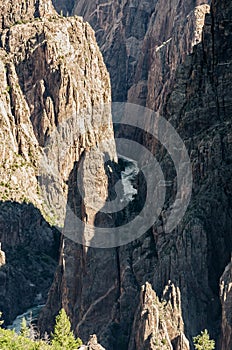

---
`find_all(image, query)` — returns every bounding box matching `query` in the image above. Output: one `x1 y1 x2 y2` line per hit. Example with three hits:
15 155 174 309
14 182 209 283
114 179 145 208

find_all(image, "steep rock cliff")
154 0 232 345
0 0 116 325
129 282 189 350
44 0 232 349
0 0 55 30
61 0 210 108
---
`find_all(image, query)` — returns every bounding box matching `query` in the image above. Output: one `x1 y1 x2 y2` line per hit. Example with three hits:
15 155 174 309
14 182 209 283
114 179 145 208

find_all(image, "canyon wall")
70 0 210 108
159 0 232 347
0 0 231 349
47 0 232 349
0 0 116 326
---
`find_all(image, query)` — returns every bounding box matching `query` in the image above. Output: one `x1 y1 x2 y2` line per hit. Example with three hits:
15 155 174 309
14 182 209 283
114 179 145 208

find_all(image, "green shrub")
193 329 215 350
20 317 30 338
0 309 82 349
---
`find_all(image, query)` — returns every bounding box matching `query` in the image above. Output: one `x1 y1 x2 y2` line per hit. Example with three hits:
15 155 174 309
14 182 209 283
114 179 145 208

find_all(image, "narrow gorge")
0 0 231 350
0 0 116 336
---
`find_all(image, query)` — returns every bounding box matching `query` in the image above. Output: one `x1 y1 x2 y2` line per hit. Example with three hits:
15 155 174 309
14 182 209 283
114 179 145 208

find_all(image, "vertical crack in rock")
0 0 117 330
69 0 210 109
46 0 232 348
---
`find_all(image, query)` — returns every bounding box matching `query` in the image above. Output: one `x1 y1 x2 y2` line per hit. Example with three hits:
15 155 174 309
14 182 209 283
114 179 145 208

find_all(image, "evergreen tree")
0 309 82 350
193 329 215 350
20 317 30 338
51 309 82 349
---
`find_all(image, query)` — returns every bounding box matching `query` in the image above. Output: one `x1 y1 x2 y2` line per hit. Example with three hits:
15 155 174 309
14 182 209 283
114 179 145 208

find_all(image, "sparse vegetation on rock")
0 310 83 350
193 329 215 350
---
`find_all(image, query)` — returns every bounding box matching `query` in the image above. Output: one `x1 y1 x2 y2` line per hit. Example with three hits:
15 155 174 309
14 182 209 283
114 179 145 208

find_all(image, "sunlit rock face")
220 259 232 350
68 0 210 107
0 0 55 29
0 243 5 267
129 282 190 350
46 0 232 349
0 0 116 326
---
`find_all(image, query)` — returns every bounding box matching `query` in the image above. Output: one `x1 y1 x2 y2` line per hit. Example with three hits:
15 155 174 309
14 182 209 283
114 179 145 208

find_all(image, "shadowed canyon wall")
0 0 116 329
70 0 211 108
0 0 231 349
46 0 232 349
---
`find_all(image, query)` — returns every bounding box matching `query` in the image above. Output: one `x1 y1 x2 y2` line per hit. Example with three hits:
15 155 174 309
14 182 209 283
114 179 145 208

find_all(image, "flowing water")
8 304 45 333
119 155 139 202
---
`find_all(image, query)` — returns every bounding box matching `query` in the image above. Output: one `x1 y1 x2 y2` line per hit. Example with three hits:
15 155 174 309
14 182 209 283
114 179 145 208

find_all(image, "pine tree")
51 309 82 349
193 329 215 350
20 317 30 338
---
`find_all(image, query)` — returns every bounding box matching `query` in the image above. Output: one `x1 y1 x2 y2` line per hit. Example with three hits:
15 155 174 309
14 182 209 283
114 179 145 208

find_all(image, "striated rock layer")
0 0 116 325
129 282 189 350
67 0 210 108
45 0 232 349
0 0 55 30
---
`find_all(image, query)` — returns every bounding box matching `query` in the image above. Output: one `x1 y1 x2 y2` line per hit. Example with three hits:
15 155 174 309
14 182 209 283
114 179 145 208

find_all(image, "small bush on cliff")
0 328 36 350
193 329 215 350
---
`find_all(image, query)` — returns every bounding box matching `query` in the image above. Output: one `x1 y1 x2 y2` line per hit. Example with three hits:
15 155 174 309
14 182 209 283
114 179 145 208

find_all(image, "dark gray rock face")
45 0 232 349
52 0 75 16
156 0 232 343
56 0 210 107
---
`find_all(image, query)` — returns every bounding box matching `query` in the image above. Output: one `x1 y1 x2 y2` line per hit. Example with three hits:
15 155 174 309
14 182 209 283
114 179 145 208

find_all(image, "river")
7 304 45 333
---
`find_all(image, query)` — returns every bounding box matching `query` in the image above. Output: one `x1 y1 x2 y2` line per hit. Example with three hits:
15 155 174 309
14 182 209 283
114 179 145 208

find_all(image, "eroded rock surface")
1 0 231 348
129 282 189 350
0 0 116 325
44 0 232 349
67 0 210 108
0 0 55 30
81 334 106 350
220 259 232 350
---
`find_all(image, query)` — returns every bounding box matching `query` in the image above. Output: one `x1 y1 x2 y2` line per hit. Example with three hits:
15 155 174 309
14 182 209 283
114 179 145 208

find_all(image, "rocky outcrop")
0 0 115 220
129 282 189 350
81 334 106 350
220 259 232 350
0 0 116 326
0 0 55 30
0 243 5 267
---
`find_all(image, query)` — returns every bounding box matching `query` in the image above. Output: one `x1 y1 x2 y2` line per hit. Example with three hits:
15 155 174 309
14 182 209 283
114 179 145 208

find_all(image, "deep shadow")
0 201 60 326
